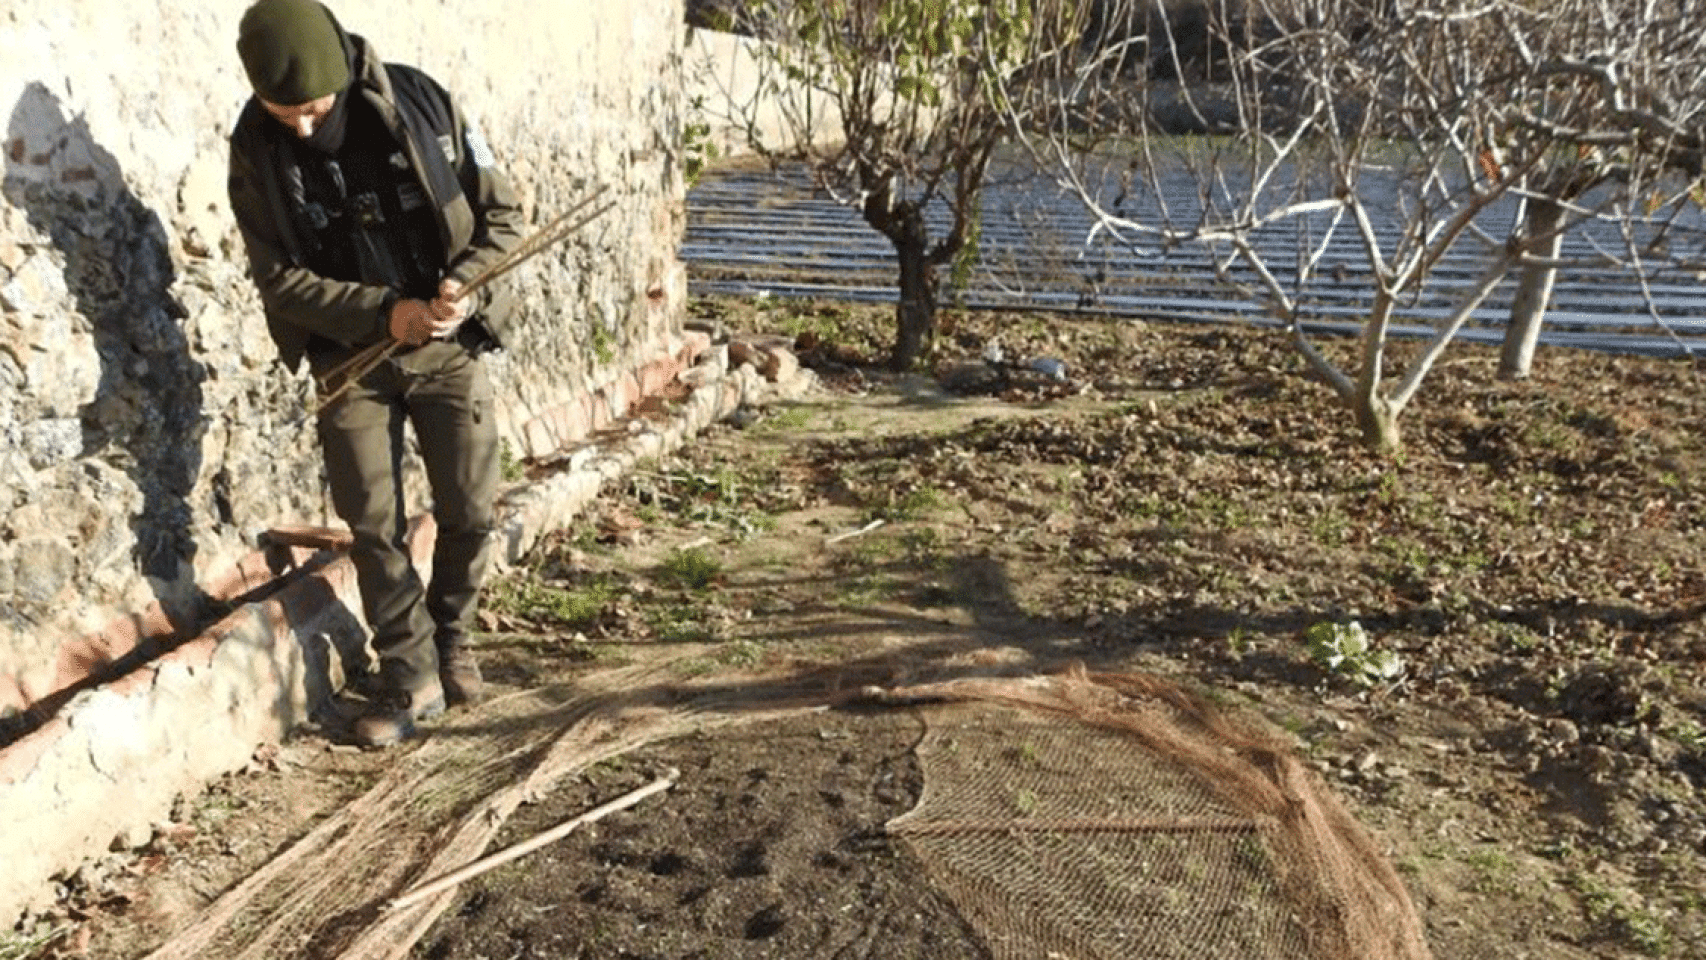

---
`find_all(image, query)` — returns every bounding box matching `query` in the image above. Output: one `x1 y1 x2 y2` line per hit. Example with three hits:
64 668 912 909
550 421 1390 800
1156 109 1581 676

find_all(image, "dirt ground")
10 297 1706 960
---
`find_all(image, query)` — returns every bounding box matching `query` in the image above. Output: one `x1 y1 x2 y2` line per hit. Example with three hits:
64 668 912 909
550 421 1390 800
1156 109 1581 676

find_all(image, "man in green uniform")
227 0 524 747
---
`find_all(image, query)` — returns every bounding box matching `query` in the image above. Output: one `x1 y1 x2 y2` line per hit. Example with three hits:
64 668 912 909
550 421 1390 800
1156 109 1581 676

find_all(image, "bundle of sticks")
313 185 615 414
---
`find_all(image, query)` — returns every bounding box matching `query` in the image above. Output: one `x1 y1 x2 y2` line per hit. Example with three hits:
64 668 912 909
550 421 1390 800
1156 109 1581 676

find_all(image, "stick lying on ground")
385 766 681 914
314 186 616 415
825 519 884 546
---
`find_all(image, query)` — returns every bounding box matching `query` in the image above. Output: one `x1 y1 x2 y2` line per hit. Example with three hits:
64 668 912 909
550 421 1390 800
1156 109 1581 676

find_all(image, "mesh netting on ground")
882 671 1433 960
142 664 1430 960
141 660 820 960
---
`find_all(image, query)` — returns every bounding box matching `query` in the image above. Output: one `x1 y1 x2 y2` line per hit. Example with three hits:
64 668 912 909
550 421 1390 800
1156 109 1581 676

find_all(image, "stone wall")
0 0 690 720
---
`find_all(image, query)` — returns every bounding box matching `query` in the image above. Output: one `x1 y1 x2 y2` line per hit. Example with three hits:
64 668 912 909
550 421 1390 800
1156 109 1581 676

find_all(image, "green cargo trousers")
312 341 499 694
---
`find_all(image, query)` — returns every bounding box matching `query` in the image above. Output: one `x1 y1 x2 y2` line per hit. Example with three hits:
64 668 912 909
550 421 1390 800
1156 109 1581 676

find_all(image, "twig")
313 186 614 416
386 766 680 913
825 519 884 546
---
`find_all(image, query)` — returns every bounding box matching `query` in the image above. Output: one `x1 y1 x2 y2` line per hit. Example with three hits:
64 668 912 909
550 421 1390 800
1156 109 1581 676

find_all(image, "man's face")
259 93 337 138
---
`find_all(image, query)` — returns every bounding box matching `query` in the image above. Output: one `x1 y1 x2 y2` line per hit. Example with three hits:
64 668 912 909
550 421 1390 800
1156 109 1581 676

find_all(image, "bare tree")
1483 2 1706 378
706 0 1089 370
1016 0 1706 452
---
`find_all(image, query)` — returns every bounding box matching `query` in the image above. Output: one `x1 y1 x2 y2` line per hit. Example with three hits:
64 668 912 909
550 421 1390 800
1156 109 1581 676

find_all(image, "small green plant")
1522 419 1573 451
1013 787 1039 815
487 578 613 628
757 405 814 432
1493 621 1542 654
651 604 717 644
0 923 69 960
1664 717 1705 753
661 546 722 591
1190 491 1251 530
899 527 946 567
831 570 900 607
590 322 617 366
1226 626 1255 662
498 438 525 483
1304 620 1404 686
682 95 720 188
630 467 777 538
1569 872 1672 956
1006 741 1040 767
1309 509 1351 547
869 484 941 523
715 638 766 668
1461 846 1518 895
765 297 840 343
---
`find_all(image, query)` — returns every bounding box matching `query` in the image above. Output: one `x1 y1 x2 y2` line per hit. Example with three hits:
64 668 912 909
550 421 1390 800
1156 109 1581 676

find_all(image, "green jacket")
227 31 524 371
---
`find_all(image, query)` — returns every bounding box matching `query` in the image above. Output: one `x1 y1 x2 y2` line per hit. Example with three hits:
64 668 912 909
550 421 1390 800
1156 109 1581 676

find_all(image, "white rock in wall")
0 251 68 314
9 535 76 607
175 155 227 260
19 417 79 469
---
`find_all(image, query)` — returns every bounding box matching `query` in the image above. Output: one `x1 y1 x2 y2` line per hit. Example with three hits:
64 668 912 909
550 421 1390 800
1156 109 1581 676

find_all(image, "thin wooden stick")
385 766 680 914
825 519 884 546
313 187 614 415
314 337 399 402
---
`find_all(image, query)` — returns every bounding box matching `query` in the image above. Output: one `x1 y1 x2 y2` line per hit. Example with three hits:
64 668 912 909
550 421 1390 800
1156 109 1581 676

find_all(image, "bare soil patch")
12 297 1706 960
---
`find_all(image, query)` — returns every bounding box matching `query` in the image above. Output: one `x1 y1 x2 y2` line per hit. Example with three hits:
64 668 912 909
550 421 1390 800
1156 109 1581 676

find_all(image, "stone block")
11 537 74 606
758 344 799 383
0 254 67 314
20 418 80 470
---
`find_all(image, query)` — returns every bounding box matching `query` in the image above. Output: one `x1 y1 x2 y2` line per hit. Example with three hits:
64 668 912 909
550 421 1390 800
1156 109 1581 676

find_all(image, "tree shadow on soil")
432 547 1246 749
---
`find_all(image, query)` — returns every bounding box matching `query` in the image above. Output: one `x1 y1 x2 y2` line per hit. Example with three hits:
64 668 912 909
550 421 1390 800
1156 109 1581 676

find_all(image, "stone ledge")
1 331 713 721
0 339 816 927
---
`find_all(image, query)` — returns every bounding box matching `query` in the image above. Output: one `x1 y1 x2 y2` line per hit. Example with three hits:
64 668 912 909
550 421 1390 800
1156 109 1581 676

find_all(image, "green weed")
0 923 69 960
499 439 525 483
757 405 814 432
1664 718 1705 753
1304 620 1404 687
715 638 766 668
1309 509 1351 548
1569 873 1672 956
1007 742 1041 767
1494 621 1542 653
487 578 614 628
1462 846 1518 895
629 468 777 537
833 571 901 607
899 527 947 567
590 323 616 366
1226 626 1255 662
869 485 941 523
1191 491 1251 530
650 604 718 644
661 547 723 591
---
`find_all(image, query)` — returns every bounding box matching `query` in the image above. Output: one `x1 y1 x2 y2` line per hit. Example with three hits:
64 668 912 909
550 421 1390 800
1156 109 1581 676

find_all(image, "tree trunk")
1352 389 1401 455
1498 199 1565 380
889 233 938 372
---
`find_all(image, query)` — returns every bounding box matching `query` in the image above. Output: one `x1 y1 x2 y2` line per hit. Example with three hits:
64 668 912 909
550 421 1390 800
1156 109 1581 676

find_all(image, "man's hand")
389 281 469 346
431 278 469 329
388 298 462 345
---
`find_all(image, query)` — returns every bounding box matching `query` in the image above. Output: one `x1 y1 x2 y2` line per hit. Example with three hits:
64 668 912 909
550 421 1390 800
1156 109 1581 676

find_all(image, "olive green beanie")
236 0 350 105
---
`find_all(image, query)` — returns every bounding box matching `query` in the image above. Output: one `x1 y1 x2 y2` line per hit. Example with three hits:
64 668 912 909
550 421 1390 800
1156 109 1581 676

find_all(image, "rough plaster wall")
0 1 689 716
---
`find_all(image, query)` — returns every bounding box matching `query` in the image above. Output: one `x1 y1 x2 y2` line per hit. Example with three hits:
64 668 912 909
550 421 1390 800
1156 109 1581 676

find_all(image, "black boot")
438 642 486 707
352 676 446 749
